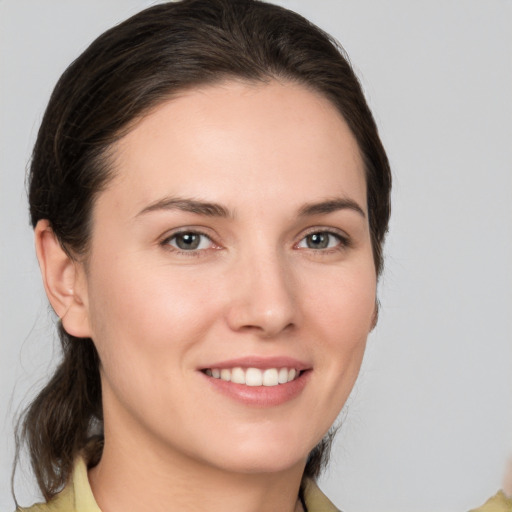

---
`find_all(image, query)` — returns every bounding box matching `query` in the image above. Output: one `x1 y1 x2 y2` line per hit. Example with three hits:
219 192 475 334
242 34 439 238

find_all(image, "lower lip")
201 370 311 407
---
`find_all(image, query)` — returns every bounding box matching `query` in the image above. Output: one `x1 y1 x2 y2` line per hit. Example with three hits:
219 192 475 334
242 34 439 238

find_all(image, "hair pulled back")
20 0 391 500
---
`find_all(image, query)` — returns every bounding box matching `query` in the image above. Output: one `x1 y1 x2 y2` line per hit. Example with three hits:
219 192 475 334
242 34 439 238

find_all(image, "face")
79 80 376 475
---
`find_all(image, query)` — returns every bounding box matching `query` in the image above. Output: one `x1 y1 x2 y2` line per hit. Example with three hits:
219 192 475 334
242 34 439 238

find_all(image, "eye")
297 231 346 250
164 231 214 251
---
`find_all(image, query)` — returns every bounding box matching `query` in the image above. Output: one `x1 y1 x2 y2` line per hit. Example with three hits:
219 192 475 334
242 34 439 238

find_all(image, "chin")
215 451 308 475
199 433 313 475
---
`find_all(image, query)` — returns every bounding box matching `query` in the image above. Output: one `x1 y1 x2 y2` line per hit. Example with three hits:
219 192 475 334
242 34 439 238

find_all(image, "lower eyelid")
159 229 350 254
161 231 216 251
297 230 350 249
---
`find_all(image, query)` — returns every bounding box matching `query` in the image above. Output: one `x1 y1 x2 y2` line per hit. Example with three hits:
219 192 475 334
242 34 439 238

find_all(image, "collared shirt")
470 491 512 512
18 457 340 512
18 458 512 512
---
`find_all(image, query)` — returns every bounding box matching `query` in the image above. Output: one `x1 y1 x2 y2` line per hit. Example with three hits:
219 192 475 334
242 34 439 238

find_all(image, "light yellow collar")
22 457 340 512
71 457 101 512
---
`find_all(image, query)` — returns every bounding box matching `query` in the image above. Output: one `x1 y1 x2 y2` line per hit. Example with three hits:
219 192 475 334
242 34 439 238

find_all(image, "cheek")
303 262 376 416
306 262 377 345
84 254 221 379
83 260 221 429
90 251 207 324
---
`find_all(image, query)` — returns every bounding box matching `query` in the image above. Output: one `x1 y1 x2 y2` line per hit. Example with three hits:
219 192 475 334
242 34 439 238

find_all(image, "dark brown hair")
18 0 391 501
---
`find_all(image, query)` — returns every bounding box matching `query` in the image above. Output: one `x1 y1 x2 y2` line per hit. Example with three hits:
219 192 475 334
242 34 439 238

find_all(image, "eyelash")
159 228 350 256
160 229 218 257
295 228 351 254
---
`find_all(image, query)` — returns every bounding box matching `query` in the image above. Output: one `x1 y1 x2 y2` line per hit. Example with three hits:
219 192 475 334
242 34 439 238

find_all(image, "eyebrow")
298 198 366 218
136 197 232 218
135 196 365 220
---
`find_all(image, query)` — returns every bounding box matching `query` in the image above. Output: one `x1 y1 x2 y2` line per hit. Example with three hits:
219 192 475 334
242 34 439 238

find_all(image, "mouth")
201 367 303 387
199 357 311 406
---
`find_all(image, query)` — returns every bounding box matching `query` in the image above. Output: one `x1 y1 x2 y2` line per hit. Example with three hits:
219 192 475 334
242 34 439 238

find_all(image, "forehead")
101 79 367 218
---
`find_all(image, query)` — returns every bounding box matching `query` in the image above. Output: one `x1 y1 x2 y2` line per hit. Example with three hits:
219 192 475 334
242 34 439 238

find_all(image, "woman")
14 1 390 510
9 1 512 511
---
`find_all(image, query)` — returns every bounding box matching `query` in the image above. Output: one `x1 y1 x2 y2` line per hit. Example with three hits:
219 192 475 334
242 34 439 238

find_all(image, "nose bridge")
225 240 297 336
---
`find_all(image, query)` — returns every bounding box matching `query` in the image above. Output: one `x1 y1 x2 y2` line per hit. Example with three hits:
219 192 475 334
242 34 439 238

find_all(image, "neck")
88 426 306 512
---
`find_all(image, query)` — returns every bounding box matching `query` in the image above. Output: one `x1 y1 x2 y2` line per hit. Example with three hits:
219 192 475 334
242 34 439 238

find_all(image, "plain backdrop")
1 1 511 511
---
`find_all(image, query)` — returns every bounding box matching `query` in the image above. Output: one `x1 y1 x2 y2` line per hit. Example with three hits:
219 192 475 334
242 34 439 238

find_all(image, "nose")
225 250 298 338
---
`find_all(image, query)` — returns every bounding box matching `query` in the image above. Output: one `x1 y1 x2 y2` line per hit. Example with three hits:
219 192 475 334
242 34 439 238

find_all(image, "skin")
36 80 377 512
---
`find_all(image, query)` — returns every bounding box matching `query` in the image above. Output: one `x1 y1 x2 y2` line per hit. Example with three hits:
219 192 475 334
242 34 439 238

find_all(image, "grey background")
1 1 511 511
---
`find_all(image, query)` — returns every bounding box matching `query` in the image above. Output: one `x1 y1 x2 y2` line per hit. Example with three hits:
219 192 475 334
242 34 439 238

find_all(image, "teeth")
278 367 288 384
205 367 301 387
231 367 245 384
262 368 278 386
220 369 231 382
245 368 263 386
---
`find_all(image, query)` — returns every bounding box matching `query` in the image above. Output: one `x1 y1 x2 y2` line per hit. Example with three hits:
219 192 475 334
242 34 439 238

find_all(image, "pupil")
177 233 200 250
307 233 328 249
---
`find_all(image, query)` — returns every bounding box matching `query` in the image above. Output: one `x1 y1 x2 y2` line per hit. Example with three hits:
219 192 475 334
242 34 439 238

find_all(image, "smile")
203 367 301 387
200 357 311 406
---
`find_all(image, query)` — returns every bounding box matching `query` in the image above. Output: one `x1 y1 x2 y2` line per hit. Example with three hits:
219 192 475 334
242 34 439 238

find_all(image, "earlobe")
34 220 92 338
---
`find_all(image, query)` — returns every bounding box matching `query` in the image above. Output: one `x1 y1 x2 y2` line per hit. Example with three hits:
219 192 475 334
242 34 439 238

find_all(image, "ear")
34 220 92 338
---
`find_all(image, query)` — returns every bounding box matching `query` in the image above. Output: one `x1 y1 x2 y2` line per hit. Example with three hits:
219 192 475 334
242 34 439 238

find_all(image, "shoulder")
16 505 58 512
15 479 76 512
15 496 74 512
469 491 512 512
16 499 70 512
15 456 101 512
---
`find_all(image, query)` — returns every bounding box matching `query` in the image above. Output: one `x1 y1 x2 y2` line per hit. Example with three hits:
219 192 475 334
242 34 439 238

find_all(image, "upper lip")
200 356 311 371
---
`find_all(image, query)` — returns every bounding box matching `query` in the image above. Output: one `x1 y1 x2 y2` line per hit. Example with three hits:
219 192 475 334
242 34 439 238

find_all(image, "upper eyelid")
297 226 350 240
159 229 217 250
160 226 216 242
294 227 351 251
158 225 350 247
160 231 219 257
